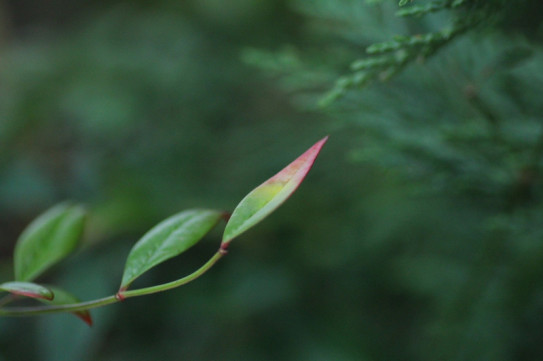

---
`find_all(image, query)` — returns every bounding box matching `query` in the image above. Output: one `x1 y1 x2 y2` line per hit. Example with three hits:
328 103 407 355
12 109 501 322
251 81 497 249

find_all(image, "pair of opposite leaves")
0 136 328 325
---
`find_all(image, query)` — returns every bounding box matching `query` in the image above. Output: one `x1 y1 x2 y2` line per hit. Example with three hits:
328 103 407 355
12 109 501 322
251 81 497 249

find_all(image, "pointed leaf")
40 287 93 326
120 209 224 289
14 203 86 281
222 136 328 246
0 281 54 300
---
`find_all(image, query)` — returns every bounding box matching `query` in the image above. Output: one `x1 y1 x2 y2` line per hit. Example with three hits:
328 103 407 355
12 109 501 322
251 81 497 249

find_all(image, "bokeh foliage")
1 0 543 360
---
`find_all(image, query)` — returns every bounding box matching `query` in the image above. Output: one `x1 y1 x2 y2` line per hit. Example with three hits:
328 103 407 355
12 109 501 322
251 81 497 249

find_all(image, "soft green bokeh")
1 1 543 361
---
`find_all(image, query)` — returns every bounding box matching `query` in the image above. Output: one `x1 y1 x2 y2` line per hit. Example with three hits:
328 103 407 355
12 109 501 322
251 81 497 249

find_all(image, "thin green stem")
0 250 225 317
120 250 224 298
0 295 118 316
117 250 226 300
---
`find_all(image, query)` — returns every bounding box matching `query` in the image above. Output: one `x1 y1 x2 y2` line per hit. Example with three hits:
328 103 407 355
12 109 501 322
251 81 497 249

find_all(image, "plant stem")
0 295 118 316
0 250 225 317
120 250 224 298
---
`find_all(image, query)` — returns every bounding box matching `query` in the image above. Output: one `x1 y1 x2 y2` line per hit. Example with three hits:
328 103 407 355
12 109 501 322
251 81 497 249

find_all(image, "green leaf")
222 136 328 246
120 209 224 290
14 203 86 282
0 281 54 300
40 287 93 326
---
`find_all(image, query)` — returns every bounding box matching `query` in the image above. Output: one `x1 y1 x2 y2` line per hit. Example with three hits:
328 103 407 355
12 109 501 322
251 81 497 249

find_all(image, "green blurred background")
2 0 543 360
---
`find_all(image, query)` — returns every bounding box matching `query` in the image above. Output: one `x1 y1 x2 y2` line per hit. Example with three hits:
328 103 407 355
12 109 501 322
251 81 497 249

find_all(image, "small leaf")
40 287 93 326
14 203 86 282
222 136 328 246
0 281 54 300
120 209 224 289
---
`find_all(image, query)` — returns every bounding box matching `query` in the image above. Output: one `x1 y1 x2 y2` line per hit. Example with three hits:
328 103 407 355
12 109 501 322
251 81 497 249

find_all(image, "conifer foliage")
245 0 543 360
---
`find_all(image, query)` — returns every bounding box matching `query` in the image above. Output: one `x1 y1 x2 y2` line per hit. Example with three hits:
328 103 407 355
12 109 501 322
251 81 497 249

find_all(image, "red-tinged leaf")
14 203 86 282
120 209 224 290
74 311 93 326
0 281 54 301
222 136 328 246
40 287 93 326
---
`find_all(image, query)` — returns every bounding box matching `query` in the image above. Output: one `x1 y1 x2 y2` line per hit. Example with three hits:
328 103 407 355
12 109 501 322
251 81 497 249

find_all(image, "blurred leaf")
120 209 224 290
14 203 86 282
222 136 328 246
39 287 93 326
495 46 534 68
0 281 54 300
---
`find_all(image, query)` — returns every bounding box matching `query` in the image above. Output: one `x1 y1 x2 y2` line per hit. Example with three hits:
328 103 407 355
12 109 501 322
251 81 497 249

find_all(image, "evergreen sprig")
320 0 483 105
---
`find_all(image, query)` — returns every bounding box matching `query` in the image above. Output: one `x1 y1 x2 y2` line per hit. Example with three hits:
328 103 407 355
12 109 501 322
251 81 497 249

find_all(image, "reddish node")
115 292 126 302
219 243 229 255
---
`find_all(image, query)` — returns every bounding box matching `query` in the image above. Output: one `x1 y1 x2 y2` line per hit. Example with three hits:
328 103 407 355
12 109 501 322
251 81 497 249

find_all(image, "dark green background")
1 1 543 360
